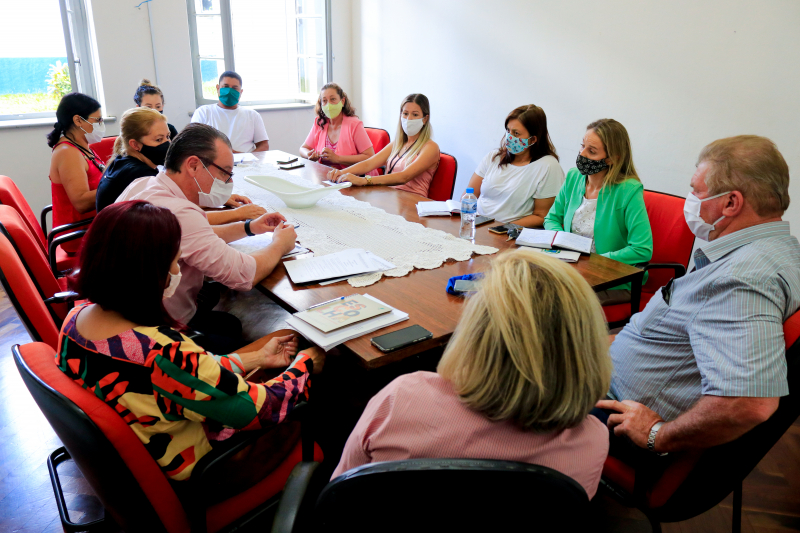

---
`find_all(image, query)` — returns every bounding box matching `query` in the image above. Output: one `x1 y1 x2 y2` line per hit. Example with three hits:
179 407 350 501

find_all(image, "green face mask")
322 101 344 119
219 87 241 107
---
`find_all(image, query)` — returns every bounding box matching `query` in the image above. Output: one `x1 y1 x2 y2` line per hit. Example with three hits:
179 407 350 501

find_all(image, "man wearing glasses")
116 123 296 353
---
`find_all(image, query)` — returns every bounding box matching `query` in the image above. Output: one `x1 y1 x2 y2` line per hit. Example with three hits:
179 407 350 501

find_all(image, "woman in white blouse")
467 105 564 227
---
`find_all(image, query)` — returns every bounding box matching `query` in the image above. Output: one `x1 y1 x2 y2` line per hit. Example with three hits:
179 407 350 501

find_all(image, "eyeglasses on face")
203 160 235 183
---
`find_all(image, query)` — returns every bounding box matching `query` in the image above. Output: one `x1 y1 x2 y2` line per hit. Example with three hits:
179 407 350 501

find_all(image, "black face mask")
575 154 610 176
139 140 170 166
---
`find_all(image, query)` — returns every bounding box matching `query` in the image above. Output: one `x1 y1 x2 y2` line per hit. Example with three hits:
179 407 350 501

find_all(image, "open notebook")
515 229 593 254
417 200 461 216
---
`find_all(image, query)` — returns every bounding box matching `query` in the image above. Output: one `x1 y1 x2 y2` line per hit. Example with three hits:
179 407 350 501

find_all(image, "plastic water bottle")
460 188 478 240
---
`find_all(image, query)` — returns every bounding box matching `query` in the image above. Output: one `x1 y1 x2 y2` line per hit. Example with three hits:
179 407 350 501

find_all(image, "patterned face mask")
576 154 610 176
505 132 533 155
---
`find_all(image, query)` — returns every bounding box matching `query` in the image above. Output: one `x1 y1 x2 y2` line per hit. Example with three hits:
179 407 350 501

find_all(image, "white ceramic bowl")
243 175 351 209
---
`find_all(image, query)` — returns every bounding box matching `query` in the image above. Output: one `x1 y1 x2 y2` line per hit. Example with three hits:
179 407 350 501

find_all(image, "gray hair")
165 123 232 173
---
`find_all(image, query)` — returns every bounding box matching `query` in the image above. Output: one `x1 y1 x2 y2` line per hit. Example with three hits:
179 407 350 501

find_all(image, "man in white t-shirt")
190 71 269 153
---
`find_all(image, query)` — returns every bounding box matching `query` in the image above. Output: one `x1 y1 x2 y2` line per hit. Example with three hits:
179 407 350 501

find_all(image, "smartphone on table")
371 325 433 352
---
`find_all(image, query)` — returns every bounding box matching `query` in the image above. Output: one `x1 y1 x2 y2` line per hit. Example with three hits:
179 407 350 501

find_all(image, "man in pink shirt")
117 123 296 352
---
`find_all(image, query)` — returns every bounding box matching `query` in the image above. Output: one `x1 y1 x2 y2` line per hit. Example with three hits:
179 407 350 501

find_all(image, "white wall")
0 0 353 218
351 0 800 232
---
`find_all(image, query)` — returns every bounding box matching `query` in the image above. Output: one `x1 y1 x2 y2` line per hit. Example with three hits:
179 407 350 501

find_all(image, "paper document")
228 231 309 258
416 199 461 216
323 180 353 188
528 248 581 263
283 248 395 284
233 153 258 164
286 294 409 351
317 252 395 285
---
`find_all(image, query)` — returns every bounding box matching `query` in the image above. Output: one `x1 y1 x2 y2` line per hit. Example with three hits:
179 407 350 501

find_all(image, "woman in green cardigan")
544 118 652 305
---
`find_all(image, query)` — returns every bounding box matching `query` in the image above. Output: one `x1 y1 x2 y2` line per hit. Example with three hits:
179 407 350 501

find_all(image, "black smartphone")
280 163 305 170
277 157 298 165
488 224 509 234
474 215 494 226
371 325 433 352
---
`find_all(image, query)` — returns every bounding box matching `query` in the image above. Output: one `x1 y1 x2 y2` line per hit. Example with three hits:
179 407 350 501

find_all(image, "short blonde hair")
587 118 640 190
437 249 611 431
110 107 167 165
698 135 790 217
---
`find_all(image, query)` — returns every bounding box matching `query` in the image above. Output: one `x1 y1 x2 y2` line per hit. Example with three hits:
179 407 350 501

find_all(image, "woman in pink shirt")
327 93 440 198
299 83 378 176
333 249 612 498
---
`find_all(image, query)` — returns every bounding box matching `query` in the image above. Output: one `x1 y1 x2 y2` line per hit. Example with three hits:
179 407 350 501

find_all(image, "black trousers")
188 309 243 355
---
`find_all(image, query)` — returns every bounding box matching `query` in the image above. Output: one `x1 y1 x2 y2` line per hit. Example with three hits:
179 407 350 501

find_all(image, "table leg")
629 272 644 318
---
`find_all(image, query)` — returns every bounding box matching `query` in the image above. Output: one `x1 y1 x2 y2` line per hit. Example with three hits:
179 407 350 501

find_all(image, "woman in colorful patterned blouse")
56 200 325 486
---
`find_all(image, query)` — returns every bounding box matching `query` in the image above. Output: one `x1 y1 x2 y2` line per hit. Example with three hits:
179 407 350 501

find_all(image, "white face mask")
193 161 234 207
79 116 105 144
401 117 424 137
683 190 731 241
163 268 181 300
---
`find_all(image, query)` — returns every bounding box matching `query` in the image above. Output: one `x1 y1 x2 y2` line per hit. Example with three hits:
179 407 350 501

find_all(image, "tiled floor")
1 286 799 532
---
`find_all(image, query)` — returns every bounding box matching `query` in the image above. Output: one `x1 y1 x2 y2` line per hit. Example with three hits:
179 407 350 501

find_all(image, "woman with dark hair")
299 82 376 175
133 78 179 139
467 105 564 227
47 92 106 253
328 93 440 197
58 200 325 491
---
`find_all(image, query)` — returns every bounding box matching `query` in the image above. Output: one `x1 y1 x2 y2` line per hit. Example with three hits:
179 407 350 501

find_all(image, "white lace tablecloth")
231 161 498 287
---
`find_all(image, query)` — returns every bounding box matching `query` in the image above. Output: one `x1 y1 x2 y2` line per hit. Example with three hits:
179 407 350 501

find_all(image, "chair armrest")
44 291 80 305
47 217 93 248
49 230 87 278
271 461 326 533
41 205 53 236
642 262 687 279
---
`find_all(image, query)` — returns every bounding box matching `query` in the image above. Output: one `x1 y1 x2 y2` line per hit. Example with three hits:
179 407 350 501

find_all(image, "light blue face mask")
505 132 533 155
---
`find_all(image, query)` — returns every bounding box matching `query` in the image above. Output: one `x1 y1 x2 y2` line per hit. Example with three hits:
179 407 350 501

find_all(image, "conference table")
246 150 644 369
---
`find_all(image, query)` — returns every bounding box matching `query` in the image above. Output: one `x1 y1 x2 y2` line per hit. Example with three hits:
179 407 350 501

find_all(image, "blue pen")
306 296 345 310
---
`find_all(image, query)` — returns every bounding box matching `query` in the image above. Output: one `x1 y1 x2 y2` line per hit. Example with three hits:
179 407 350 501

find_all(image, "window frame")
186 0 333 108
0 0 99 121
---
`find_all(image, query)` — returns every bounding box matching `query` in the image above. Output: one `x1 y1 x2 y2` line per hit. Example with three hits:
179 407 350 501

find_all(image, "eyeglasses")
83 116 104 125
204 160 235 183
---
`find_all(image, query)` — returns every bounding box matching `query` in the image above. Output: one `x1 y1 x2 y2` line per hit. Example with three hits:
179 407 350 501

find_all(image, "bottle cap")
466 188 474 194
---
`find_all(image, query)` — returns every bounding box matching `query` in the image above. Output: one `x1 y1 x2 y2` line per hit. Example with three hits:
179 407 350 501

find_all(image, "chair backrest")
13 342 189 533
427 152 458 201
314 458 589 531
643 190 695 291
364 127 390 153
0 206 69 324
0 233 60 348
0 175 47 249
645 309 800 521
89 136 117 164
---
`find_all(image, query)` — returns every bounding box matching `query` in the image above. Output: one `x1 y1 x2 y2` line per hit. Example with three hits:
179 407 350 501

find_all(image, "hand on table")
331 172 367 186
259 333 299 369
232 203 267 221
300 346 326 374
271 222 298 255
319 147 340 164
225 194 253 207
251 211 288 234
307 149 321 162
595 399 664 449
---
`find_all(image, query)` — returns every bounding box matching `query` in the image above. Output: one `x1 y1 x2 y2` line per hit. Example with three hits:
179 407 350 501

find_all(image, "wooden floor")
1 286 799 532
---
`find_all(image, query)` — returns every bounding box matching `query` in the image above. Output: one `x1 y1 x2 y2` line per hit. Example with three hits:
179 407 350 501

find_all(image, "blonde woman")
333 249 612 499
544 119 653 305
97 108 263 223
328 93 440 197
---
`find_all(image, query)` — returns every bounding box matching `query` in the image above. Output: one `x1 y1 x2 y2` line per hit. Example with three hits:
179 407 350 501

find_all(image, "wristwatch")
647 421 668 456
244 219 255 236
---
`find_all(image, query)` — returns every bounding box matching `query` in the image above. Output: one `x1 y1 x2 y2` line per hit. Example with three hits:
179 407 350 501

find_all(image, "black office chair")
272 458 591 532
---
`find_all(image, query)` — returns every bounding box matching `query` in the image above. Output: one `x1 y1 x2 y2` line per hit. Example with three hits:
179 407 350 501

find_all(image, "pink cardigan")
304 115 378 176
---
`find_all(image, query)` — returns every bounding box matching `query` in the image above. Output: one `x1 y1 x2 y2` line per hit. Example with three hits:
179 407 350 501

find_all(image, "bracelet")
365 176 373 186
244 219 255 236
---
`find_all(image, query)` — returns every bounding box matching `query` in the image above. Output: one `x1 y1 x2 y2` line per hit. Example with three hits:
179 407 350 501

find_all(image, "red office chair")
604 190 695 327
0 206 72 324
428 152 458 201
89 135 117 164
0 175 90 277
364 128 390 175
0 232 61 348
600 310 800 533
13 341 323 533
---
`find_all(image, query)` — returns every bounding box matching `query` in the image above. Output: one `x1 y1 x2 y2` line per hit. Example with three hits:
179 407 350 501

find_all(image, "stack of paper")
417 199 461 217
228 231 309 258
233 152 258 164
286 294 409 351
284 248 395 284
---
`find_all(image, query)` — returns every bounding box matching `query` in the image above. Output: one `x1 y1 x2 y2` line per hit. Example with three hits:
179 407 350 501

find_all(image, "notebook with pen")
294 295 392 333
